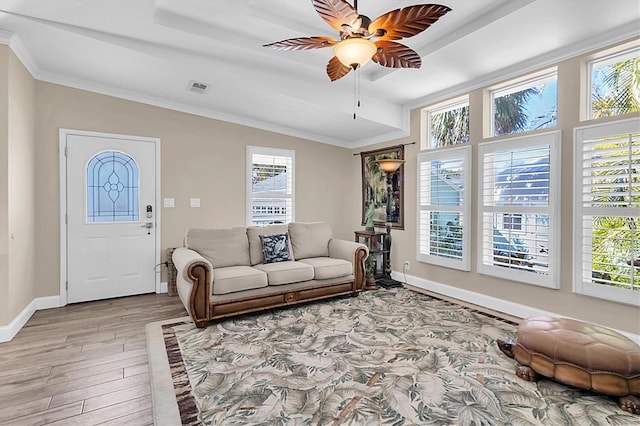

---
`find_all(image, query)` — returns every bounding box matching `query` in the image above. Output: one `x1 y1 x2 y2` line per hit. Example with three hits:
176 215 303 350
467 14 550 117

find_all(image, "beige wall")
34 82 355 299
7 47 37 324
2 38 638 336
0 45 37 327
351 40 640 335
0 46 9 325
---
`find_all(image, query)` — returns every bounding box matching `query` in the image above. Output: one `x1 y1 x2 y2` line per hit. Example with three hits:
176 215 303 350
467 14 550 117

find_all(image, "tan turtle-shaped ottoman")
497 316 640 415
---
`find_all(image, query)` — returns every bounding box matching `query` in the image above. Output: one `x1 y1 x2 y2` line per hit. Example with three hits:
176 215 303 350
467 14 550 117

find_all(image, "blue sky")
522 80 558 132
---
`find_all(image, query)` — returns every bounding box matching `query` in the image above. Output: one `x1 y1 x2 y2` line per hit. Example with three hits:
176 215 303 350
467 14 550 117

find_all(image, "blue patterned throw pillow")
260 233 291 263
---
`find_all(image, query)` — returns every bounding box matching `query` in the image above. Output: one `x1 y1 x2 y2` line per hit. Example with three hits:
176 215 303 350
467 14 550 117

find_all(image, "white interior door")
65 132 158 303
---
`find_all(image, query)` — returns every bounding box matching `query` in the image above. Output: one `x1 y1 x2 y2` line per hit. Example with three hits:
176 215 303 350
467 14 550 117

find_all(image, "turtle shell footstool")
497 316 640 415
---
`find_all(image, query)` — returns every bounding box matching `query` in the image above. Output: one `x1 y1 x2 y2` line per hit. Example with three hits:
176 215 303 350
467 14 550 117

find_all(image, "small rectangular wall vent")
188 80 209 94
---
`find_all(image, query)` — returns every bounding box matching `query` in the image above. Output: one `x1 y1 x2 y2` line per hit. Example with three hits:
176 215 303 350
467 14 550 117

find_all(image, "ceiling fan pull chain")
357 67 361 109
353 68 357 120
353 67 361 120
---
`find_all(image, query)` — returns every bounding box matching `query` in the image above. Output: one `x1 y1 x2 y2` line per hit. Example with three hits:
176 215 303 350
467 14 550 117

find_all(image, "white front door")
63 130 159 303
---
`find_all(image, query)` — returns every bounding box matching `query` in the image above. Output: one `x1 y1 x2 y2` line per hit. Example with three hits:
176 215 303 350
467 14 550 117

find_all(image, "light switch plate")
190 198 201 208
163 198 175 208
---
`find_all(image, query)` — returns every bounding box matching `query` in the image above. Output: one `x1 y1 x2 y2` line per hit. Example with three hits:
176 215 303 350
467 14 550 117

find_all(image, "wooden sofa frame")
168 246 368 328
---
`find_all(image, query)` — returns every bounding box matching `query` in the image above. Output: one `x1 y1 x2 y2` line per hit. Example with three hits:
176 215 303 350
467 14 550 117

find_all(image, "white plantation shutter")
574 118 640 306
478 131 560 288
417 146 471 270
246 146 294 226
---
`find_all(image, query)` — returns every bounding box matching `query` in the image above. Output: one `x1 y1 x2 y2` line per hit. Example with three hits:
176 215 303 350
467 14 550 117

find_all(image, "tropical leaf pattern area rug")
154 288 636 425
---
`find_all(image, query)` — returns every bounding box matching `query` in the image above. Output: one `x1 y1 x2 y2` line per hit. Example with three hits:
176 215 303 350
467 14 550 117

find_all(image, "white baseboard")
392 270 640 345
37 295 64 310
2 283 170 343
0 295 63 343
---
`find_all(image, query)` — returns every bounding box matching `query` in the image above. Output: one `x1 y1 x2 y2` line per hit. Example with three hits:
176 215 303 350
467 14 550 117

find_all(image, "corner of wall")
0 295 62 342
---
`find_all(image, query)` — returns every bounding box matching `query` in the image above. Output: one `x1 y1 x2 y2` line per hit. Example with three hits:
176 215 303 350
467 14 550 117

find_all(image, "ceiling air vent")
188 80 209 94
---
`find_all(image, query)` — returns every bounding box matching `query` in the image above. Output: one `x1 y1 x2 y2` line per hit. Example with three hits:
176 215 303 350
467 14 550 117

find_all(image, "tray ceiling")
0 0 638 147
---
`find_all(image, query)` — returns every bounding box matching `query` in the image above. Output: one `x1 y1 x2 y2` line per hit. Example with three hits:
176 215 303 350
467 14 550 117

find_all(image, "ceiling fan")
263 0 451 81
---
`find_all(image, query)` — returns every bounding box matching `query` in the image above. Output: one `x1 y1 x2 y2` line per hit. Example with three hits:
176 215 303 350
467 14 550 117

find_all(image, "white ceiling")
0 0 638 148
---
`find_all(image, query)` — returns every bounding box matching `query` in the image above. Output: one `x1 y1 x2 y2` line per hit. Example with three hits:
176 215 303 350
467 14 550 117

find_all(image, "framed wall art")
360 145 404 230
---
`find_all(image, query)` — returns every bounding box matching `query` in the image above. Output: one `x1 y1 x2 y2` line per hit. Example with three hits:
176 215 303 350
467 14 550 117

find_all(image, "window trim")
246 146 295 226
477 130 561 288
572 117 640 306
416 145 472 271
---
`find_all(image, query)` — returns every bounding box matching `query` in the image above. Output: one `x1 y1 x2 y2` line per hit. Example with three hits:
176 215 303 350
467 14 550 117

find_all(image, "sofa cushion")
185 228 250 268
260 233 292 264
247 224 294 265
299 257 352 280
212 266 268 295
254 261 314 286
288 222 332 260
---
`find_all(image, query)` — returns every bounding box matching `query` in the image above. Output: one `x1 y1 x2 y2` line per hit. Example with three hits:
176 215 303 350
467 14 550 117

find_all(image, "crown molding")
0 28 13 44
1 27 393 148
4 19 637 149
35 68 361 147
2 32 40 78
407 21 640 111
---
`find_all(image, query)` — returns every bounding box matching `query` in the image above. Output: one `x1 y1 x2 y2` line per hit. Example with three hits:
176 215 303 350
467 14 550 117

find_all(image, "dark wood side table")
354 230 389 280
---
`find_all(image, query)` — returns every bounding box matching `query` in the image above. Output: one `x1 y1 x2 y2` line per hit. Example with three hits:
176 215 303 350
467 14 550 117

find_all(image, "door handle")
141 222 153 235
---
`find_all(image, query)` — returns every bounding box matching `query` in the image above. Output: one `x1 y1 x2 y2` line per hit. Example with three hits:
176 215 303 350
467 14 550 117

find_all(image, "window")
574 118 639 306
491 70 557 137
589 47 640 119
246 146 294 226
87 151 139 222
478 131 561 288
421 96 469 150
417 146 471 270
503 213 522 230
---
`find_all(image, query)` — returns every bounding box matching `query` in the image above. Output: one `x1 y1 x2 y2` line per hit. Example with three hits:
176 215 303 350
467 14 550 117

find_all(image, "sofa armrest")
328 239 368 262
172 247 212 328
172 247 212 282
328 239 369 291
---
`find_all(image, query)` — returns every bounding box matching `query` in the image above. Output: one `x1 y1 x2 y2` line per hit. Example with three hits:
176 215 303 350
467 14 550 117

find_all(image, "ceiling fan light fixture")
264 0 452 81
334 37 377 68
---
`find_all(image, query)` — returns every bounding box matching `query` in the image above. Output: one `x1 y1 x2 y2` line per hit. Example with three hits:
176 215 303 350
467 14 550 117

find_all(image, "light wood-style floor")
0 293 186 425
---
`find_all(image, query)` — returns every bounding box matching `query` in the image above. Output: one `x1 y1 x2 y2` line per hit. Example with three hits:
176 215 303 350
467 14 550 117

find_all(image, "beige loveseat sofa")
171 222 369 328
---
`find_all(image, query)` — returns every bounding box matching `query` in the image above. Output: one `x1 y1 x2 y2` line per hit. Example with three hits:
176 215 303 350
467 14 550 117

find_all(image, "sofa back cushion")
185 227 250 268
247 224 294 265
288 222 332 260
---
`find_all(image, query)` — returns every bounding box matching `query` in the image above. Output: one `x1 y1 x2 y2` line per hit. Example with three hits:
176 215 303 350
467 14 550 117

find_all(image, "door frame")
59 128 162 305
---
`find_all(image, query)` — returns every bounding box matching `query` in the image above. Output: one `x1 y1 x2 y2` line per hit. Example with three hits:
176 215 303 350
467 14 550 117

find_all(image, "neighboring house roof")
495 157 549 204
430 170 464 207
432 170 464 191
253 173 287 193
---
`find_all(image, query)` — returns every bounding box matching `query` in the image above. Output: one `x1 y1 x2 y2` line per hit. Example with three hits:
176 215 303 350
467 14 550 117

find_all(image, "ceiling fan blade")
327 56 351 81
312 0 358 32
369 4 451 41
263 36 337 51
372 41 421 68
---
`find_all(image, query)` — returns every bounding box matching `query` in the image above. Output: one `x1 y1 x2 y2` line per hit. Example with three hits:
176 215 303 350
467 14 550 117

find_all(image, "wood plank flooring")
0 293 186 425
